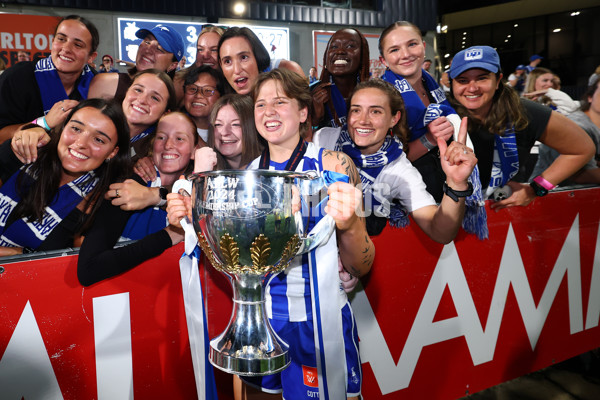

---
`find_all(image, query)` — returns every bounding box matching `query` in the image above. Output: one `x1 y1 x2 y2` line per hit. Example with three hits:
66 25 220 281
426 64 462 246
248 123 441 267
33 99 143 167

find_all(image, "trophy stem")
209 273 290 376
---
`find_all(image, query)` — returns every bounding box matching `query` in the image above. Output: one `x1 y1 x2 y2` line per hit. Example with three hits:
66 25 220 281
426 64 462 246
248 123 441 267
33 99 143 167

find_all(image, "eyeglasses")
184 84 217 97
102 59 111 62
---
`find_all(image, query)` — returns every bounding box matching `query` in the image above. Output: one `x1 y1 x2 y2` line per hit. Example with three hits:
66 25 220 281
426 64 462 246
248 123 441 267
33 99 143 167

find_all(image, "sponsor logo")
302 365 318 388
465 48 483 60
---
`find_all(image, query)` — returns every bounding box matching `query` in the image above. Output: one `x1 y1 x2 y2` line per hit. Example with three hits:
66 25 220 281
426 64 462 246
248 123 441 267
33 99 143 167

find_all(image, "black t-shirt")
469 99 551 188
0 61 89 129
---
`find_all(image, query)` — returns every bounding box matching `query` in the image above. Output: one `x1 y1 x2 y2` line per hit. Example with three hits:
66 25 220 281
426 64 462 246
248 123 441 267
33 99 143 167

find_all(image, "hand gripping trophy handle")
172 170 336 376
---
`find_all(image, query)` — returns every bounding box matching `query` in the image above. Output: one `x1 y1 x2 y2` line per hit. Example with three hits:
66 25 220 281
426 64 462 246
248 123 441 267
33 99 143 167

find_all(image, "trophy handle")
172 178 193 199
296 214 335 254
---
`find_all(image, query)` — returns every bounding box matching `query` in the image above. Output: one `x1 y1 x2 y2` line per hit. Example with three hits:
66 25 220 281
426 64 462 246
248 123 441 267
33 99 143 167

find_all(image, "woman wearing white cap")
448 45 593 209
88 24 185 102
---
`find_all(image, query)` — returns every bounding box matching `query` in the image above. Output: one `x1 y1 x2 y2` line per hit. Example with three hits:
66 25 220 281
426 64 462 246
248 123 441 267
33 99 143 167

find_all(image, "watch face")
531 181 548 196
159 187 168 200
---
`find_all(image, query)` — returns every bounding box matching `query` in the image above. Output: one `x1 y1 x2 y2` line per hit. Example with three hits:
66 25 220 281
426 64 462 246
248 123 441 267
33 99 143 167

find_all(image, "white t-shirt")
196 128 208 143
313 127 435 214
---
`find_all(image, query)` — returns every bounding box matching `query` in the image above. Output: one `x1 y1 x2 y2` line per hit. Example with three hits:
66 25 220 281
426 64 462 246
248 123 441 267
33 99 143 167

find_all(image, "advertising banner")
1 187 599 399
0 14 60 67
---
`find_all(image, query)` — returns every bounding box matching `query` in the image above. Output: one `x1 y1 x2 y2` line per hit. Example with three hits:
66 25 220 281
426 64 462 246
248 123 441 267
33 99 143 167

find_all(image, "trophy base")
209 345 290 376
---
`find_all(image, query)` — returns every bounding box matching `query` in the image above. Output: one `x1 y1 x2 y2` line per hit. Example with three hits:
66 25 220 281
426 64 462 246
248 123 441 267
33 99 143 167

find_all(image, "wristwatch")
157 186 168 206
529 180 548 197
443 182 473 202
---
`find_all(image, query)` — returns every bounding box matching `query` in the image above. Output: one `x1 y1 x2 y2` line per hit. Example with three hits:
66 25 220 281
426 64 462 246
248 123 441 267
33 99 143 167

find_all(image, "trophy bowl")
188 169 334 376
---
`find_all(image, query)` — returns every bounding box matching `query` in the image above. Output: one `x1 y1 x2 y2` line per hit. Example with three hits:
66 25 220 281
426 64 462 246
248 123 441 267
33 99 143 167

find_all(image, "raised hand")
437 117 477 190
133 157 157 182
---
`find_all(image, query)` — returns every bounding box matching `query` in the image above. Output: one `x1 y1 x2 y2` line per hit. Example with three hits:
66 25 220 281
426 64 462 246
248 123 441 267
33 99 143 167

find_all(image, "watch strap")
529 180 548 197
443 182 473 202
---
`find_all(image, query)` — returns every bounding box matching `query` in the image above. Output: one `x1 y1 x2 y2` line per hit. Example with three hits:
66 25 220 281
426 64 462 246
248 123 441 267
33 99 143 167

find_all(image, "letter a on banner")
0 301 63 399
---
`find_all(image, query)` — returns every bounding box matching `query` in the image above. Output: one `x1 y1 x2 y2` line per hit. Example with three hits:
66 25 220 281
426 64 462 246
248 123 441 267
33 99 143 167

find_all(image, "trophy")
182 170 335 376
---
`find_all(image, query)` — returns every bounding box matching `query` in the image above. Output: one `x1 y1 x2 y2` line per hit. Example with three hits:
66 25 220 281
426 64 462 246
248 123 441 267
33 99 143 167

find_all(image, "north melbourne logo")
465 48 483 61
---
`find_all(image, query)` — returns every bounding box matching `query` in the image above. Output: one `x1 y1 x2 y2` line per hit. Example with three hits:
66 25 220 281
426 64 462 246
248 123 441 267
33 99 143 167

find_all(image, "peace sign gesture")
437 117 477 190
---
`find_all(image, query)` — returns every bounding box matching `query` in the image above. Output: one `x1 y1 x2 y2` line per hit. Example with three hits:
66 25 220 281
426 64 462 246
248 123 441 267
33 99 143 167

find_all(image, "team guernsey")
246 142 361 399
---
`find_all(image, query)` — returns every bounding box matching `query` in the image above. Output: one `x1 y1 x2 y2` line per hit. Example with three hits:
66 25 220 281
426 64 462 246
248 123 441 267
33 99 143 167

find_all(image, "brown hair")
378 21 423 56
449 73 529 136
349 79 410 150
524 67 553 94
208 94 263 169
580 77 600 112
253 68 312 138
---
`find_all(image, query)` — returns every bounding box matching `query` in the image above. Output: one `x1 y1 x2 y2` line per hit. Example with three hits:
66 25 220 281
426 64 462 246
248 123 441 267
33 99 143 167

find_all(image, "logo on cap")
465 48 483 61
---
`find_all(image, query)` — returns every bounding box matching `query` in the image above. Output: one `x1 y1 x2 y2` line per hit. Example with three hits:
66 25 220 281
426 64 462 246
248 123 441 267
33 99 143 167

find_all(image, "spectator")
423 58 432 72
448 45 593 209
182 65 225 143
379 21 462 202
508 64 526 95
98 54 118 73
523 67 579 114
0 15 98 143
88 24 184 102
531 76 600 184
0 99 129 257
196 94 262 171
310 28 370 129
17 51 30 63
217 27 305 96
525 54 543 73
195 25 224 69
308 66 318 84
588 65 600 87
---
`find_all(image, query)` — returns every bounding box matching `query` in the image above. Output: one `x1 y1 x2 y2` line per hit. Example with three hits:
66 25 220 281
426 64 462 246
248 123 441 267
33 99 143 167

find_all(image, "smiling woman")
0 15 99 144
0 99 130 257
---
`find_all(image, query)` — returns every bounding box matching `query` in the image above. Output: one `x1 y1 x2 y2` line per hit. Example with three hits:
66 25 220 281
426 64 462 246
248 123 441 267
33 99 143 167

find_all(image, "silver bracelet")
419 134 436 151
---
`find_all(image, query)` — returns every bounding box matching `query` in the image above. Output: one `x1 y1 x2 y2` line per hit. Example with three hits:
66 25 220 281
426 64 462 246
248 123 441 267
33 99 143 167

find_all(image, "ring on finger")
61 107 65 111
116 189 120 198
463 148 468 154
14 137 21 141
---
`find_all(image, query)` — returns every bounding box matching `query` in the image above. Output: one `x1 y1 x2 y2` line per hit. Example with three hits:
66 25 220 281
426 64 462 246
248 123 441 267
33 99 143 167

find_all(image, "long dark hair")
54 15 100 54
218 27 270 72
208 94 263 169
13 99 131 234
319 28 370 127
581 77 600 112
349 79 410 150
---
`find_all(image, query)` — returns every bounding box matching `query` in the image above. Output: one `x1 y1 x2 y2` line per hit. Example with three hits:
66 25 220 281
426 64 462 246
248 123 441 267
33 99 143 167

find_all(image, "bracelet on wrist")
419 134 436 151
532 175 555 191
33 116 51 131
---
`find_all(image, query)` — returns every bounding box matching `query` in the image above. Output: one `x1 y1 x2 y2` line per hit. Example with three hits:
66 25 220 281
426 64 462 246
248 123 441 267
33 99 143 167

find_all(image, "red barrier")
1 187 599 399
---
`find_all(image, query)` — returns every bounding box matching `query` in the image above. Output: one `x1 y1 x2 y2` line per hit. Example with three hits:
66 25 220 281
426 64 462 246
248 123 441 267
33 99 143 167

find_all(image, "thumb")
335 163 347 176
38 134 51 147
437 135 448 156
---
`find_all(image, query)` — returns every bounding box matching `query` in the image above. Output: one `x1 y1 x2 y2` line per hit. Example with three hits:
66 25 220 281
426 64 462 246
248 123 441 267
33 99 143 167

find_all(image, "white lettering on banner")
354 217 591 395
585 225 600 329
94 293 134 400
0 32 52 50
0 301 63 400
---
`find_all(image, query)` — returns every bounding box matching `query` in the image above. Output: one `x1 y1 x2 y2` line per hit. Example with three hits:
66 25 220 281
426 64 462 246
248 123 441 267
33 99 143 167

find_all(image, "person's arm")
410 117 477 243
322 150 374 278
87 72 119 100
407 116 456 161
492 111 595 209
77 197 181 286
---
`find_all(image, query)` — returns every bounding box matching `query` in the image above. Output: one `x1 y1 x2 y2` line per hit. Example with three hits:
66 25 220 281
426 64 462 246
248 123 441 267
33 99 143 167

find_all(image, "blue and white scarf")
130 126 156 144
119 169 167 242
34 56 94 115
485 127 519 198
0 168 98 249
381 69 456 141
324 81 349 128
334 126 409 227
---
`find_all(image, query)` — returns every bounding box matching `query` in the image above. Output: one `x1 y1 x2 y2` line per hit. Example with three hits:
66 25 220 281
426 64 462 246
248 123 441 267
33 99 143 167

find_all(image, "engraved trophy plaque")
187 170 334 376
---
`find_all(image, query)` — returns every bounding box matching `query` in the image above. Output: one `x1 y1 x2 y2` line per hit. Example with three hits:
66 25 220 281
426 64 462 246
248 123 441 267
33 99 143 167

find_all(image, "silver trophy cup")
186 169 334 376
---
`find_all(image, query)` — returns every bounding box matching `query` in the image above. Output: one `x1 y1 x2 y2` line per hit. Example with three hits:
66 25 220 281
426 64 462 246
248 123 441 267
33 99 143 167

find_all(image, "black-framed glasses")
184 84 217 97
